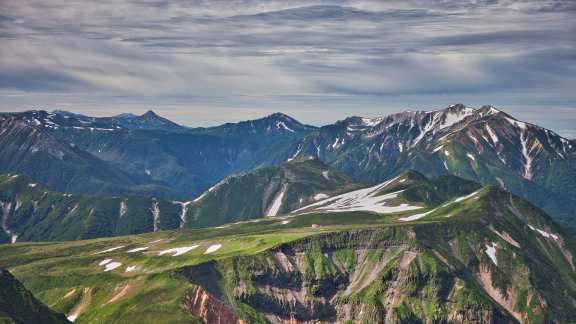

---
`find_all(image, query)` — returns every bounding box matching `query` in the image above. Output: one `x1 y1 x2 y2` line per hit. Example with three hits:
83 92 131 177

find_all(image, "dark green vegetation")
0 269 69 324
186 157 362 227
0 158 361 243
0 172 575 323
0 174 182 243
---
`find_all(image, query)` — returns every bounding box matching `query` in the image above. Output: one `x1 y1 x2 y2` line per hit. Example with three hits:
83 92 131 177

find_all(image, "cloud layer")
0 0 575 135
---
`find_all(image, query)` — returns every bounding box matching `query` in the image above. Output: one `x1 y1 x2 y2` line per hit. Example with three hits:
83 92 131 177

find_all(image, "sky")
1 0 575 137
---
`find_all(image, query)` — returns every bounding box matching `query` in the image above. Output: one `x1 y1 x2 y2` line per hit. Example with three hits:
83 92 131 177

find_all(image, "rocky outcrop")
176 228 519 323
182 285 244 324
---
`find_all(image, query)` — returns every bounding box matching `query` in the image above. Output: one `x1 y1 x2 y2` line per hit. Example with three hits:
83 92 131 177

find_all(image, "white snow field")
103 261 122 272
204 244 223 254
293 177 423 215
158 245 199 256
485 242 498 265
94 246 125 254
266 185 287 216
127 247 149 253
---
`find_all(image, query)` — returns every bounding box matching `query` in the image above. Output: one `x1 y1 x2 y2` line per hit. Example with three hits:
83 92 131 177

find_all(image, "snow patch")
28 183 37 188
99 259 112 266
360 117 383 127
322 170 330 180
281 220 290 225
490 228 520 248
294 177 422 215
266 185 287 216
277 121 295 133
158 245 199 256
313 193 329 201
466 153 476 161
504 117 526 130
125 266 137 273
174 201 191 228
520 131 534 180
528 224 559 240
485 242 498 266
204 244 222 254
432 145 444 153
119 200 127 218
144 169 151 176
192 177 233 202
287 144 302 162
485 125 499 144
127 247 149 253
398 210 434 222
103 262 122 272
151 200 160 232
95 246 125 254
453 190 480 203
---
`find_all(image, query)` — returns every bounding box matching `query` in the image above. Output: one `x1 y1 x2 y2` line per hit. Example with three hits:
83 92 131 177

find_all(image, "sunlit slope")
0 173 575 323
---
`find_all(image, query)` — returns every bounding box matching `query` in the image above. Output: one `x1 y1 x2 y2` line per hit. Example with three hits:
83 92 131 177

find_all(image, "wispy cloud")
0 0 574 131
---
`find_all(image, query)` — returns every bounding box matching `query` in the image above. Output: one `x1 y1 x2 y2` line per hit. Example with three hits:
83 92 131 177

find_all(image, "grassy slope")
186 158 362 227
0 174 182 243
0 174 574 323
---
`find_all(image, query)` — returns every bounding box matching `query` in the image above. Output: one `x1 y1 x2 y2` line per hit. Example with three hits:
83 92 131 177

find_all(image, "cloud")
0 0 574 134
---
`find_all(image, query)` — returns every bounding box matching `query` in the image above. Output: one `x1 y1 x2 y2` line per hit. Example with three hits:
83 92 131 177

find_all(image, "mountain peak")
265 112 298 122
142 110 160 118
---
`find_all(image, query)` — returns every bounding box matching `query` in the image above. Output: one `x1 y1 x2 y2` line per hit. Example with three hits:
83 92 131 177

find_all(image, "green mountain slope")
291 104 576 229
0 174 574 323
0 269 69 324
0 159 360 243
185 157 362 227
0 174 184 243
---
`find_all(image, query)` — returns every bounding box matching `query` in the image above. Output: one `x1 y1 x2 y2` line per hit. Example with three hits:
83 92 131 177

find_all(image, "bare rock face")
182 285 244 324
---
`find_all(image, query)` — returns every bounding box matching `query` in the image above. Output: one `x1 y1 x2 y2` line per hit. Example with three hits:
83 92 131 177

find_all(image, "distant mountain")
110 110 184 131
48 111 317 197
185 157 362 227
290 104 576 228
0 111 150 196
0 269 68 323
53 109 185 131
191 112 316 137
1 106 575 229
0 110 316 199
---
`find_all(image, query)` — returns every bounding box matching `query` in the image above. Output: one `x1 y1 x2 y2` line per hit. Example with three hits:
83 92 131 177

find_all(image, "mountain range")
1 104 575 323
1 105 575 233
